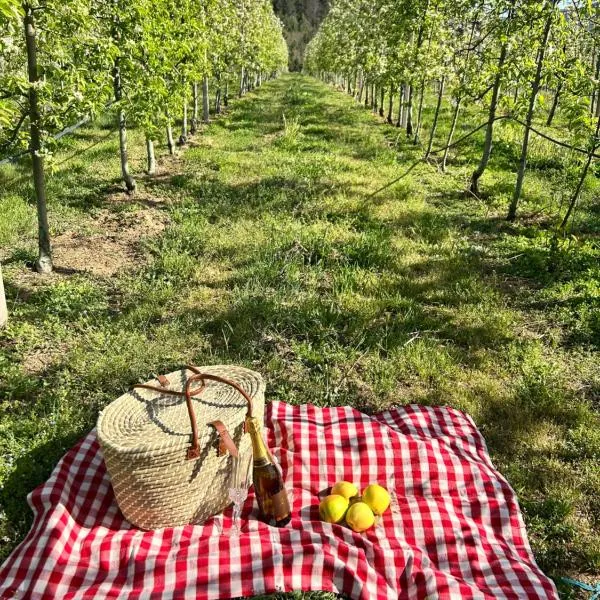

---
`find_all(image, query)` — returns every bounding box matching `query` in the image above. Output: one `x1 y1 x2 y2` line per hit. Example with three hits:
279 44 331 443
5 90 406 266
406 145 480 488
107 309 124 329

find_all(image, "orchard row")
0 0 288 272
305 0 599 224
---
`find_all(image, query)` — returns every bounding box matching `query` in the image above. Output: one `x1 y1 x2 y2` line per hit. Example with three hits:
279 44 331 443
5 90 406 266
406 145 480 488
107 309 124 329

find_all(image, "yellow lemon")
362 484 390 515
331 481 359 500
319 494 349 524
345 502 375 533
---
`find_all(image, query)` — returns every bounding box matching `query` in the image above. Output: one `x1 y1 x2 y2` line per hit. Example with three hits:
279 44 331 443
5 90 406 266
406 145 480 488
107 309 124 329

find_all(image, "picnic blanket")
0 401 558 599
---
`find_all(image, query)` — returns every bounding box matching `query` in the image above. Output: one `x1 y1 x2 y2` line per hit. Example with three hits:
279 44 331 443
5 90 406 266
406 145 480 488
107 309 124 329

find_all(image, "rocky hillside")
272 0 329 70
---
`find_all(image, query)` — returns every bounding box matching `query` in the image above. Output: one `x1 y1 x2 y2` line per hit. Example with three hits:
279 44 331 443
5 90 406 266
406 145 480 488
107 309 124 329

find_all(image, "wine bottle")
245 416 291 527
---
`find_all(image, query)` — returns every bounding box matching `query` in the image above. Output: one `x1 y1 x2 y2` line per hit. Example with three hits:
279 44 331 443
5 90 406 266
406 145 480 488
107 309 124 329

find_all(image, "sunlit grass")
0 74 599 596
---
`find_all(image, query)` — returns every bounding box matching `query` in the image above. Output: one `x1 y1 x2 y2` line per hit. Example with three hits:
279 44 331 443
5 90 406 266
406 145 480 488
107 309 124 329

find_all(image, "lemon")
345 502 375 532
319 494 349 524
362 484 390 515
331 481 358 500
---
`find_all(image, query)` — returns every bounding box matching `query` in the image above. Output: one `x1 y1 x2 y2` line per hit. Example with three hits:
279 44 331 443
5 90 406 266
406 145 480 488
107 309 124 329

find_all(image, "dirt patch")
6 204 170 292
49 207 168 278
21 344 69 375
6 205 169 373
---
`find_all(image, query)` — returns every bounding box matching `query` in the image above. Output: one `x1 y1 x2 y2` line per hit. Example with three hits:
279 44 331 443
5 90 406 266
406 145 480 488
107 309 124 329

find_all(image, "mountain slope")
272 0 329 70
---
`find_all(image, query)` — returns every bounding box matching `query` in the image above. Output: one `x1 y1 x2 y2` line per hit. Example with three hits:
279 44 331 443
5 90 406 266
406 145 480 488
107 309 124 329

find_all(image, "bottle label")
270 488 291 521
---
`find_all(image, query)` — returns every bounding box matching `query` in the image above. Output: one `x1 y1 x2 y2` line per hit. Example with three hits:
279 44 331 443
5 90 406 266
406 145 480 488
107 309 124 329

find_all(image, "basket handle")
133 366 254 460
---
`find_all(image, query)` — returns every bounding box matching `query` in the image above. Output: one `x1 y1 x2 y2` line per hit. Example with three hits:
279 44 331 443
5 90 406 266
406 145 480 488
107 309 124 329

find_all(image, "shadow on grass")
1 74 598 586
1 432 87 560
1 155 126 215
145 174 350 221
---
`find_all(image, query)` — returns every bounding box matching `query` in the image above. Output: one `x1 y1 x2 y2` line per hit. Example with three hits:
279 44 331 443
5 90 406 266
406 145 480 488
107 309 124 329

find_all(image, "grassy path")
0 74 599 594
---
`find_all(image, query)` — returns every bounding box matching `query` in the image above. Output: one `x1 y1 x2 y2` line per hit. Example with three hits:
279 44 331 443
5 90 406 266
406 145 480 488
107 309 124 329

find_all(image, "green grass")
1 74 599 598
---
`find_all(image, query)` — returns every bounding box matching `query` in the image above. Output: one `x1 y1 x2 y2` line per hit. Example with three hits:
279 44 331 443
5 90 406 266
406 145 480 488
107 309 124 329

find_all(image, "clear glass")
227 453 252 536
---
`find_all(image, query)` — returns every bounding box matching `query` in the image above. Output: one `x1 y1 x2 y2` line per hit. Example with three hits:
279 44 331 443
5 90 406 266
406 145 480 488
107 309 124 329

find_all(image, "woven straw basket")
97 365 265 530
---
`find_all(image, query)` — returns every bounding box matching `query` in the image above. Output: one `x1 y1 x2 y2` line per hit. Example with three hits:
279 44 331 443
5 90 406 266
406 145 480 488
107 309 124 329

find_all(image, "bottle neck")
246 417 271 466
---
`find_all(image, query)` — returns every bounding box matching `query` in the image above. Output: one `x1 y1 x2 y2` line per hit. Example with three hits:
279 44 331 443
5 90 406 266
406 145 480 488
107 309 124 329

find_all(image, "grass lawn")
0 73 599 598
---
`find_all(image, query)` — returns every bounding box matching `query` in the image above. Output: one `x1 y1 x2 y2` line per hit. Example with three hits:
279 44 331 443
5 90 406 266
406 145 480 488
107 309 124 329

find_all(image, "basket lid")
97 365 264 458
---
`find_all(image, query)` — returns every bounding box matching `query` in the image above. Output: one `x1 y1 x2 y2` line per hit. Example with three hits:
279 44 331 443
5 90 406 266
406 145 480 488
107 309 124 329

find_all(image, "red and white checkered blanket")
0 401 557 599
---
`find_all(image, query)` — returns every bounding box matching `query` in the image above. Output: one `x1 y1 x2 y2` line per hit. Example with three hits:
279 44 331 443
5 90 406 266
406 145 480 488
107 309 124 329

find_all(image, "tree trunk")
396 84 403 127
146 137 156 175
202 75 210 123
413 79 425 144
546 82 562 126
508 2 556 221
224 79 229 107
24 7 52 273
191 81 199 134
592 53 600 115
117 107 136 192
214 73 221 114
180 98 188 143
379 87 385 117
408 0 429 142
425 76 445 158
387 85 393 124
470 40 509 195
358 75 364 103
401 84 409 128
560 111 600 230
166 121 175 155
215 86 221 114
442 96 461 171
239 66 245 97
0 264 7 328
406 85 414 137
372 84 376 112
110 7 136 195
364 80 369 108
442 5 477 170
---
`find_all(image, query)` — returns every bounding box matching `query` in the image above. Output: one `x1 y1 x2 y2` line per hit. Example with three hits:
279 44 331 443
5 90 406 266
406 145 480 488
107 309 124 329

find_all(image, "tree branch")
0 110 27 152
511 116 600 158
0 90 25 101
368 116 510 197
370 113 600 199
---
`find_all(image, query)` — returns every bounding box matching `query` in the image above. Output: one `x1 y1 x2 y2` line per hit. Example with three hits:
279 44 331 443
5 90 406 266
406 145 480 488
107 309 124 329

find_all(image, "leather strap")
133 366 253 460
209 420 239 457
